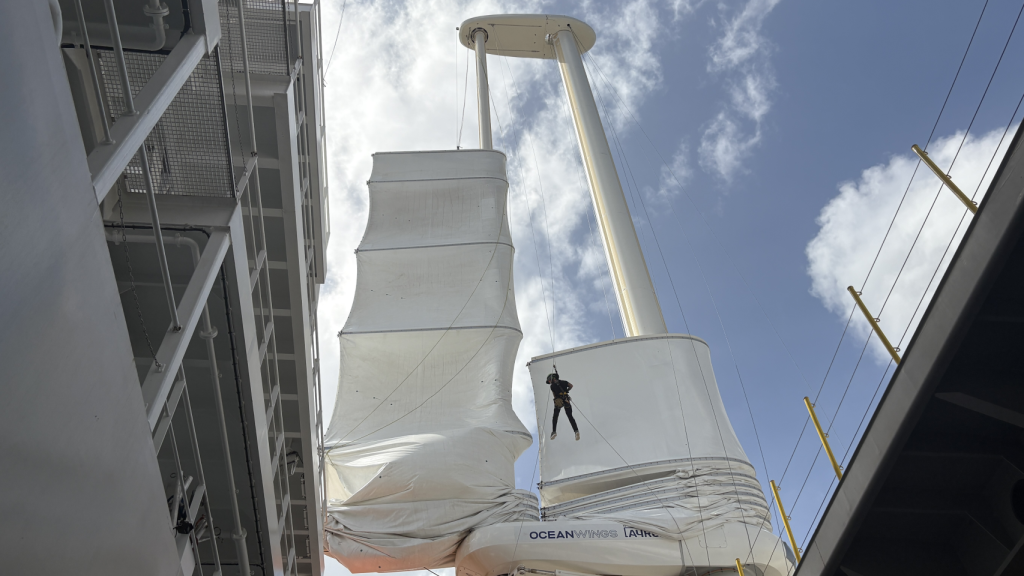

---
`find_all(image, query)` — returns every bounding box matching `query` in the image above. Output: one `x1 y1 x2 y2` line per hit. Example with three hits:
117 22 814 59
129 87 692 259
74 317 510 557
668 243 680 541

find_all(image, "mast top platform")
458 14 596 59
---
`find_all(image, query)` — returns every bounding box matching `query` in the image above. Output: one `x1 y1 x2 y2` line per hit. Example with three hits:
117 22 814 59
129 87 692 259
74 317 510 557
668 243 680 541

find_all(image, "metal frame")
104 227 233 575
139 230 230 428
64 0 326 572
230 0 301 571
88 33 208 203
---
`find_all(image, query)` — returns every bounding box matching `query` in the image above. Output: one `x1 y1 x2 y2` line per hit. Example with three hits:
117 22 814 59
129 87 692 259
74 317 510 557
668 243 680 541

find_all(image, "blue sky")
316 0 1024 573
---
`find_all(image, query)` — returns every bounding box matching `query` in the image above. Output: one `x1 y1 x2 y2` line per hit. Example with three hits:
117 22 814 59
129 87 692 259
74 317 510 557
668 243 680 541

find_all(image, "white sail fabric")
528 335 772 540
541 464 771 540
324 150 535 573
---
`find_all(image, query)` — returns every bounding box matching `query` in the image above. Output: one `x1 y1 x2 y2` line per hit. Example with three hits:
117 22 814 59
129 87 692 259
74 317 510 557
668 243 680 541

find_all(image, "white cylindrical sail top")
529 335 750 504
323 150 536 573
528 336 769 541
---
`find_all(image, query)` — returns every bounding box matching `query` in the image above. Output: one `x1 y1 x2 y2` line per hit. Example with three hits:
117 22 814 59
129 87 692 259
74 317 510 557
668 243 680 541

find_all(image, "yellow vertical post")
804 397 843 480
770 480 801 564
735 559 746 576
912 144 978 214
847 286 901 364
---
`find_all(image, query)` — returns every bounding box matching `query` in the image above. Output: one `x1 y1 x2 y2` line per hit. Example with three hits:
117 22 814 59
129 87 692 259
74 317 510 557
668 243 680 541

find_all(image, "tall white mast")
552 29 666 336
472 28 493 149
453 18 792 576
460 16 666 336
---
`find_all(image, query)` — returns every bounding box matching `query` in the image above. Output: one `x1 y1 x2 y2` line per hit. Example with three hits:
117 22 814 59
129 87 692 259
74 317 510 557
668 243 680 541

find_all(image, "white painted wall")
0 2 180 573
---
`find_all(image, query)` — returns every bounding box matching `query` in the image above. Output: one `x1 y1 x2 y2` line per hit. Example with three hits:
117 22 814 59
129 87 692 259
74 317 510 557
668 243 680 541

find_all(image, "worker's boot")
575 431 580 441
550 432 557 440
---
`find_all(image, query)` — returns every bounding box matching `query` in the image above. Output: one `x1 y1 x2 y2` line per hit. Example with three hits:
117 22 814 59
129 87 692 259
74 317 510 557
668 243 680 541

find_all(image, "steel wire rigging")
482 39 711 576
763 0 1024 558
567 1 1024 563
578 33 771 568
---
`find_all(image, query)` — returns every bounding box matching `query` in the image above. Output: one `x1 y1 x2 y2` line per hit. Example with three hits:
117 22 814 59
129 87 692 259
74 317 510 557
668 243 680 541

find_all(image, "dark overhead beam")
936 392 1024 428
996 534 1024 576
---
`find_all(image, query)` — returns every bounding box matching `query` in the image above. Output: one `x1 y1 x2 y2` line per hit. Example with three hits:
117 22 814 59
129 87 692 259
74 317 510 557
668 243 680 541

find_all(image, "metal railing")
288 2 329 551
224 0 300 571
106 227 229 575
69 0 321 573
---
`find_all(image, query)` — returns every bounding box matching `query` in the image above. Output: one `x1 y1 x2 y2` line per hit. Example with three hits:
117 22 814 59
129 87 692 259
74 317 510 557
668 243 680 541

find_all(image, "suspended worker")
547 373 579 441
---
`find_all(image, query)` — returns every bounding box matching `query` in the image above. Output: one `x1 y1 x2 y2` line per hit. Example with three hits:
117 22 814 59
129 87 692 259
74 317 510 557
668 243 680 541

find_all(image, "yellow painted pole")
735 559 746 576
770 480 801 564
847 286 901 364
912 144 978 214
804 397 843 480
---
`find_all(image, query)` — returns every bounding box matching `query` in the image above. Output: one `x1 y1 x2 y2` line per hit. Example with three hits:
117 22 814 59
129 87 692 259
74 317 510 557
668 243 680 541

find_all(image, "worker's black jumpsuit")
550 379 579 434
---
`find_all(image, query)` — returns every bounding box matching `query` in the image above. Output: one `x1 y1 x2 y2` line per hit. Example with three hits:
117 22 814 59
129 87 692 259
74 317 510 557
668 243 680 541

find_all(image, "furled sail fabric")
323 150 537 573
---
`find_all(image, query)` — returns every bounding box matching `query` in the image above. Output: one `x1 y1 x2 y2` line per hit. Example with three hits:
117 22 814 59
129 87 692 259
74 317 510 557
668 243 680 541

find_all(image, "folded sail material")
324 150 535 572
529 335 772 540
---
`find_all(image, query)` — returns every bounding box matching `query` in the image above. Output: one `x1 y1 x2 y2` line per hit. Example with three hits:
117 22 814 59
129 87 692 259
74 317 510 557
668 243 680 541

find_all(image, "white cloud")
667 0 707 20
707 0 781 72
806 125 1017 364
699 0 780 181
646 143 691 204
699 112 756 182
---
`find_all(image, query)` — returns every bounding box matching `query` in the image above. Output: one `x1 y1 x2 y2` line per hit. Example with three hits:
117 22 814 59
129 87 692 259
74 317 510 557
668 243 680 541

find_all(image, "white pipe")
65 1 168 51
553 29 666 336
106 231 252 576
473 28 492 150
70 0 113 144
141 0 169 51
138 148 181 330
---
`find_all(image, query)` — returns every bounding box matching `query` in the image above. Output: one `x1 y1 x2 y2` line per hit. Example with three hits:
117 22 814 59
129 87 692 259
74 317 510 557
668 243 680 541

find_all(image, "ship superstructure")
1 1 328 575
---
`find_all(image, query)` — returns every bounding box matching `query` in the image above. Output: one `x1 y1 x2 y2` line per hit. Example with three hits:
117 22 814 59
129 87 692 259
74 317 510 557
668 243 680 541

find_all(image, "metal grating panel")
219 0 290 76
98 49 235 198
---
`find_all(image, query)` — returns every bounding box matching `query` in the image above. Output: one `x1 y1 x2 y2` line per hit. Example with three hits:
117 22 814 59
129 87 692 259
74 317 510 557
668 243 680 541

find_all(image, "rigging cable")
573 0 996 512
783 10 1024 506
859 0 991 292
455 28 458 146
481 40 571 576
775 0 1010 517
490 35 710 576
896 92 1024 349
586 61 785 564
457 35 470 148
584 59 728 568
796 92 1024 555
875 0 1022 319
796 358 895 556
492 32 561 354
580 56 825 403
552 66 620 340
577 29 842 543
497 31 769 576
580 33 762 567
483 47 694 576
770 7 1024 559
574 34 888 568
323 0 347 76
577 48 844 540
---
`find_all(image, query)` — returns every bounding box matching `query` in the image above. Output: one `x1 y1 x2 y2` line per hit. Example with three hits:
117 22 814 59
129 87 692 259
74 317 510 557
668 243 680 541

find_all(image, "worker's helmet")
546 373 559 384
